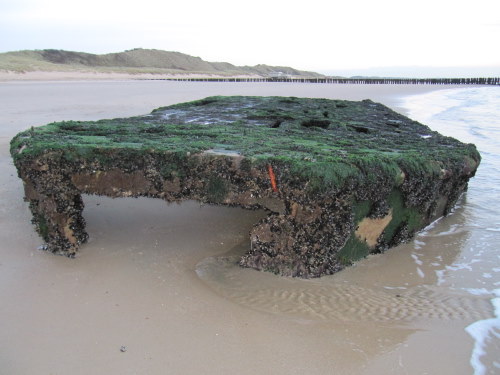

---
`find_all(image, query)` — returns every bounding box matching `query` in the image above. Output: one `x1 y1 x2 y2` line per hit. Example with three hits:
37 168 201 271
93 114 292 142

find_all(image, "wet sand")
0 81 489 374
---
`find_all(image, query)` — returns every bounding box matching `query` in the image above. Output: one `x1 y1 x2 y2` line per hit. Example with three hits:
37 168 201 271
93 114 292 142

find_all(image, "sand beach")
0 79 496 374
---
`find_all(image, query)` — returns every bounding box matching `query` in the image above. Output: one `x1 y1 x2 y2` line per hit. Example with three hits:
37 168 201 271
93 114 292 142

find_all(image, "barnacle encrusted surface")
10 96 480 277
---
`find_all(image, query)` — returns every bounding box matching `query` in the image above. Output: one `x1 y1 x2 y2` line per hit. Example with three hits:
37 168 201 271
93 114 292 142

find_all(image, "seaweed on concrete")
10 96 481 277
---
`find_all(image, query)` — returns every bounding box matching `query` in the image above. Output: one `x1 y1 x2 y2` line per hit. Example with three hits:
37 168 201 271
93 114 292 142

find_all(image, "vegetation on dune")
0 49 323 77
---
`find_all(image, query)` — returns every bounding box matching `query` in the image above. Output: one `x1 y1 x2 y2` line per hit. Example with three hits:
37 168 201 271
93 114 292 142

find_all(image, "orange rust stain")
267 164 278 192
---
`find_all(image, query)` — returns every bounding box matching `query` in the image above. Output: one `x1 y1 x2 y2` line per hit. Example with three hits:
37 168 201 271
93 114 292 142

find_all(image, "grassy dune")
0 48 323 78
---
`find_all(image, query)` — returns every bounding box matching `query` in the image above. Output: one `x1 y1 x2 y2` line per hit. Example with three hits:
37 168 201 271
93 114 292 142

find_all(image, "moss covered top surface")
11 96 480 188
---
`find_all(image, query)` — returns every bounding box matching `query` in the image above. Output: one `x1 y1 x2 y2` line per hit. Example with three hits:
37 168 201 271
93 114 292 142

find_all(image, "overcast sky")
1 0 499 77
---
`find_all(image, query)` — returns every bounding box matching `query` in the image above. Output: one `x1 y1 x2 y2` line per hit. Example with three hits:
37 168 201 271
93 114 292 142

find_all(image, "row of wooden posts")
153 77 500 85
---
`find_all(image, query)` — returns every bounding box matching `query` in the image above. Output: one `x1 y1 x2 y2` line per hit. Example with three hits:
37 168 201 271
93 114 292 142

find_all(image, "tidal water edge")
404 87 500 374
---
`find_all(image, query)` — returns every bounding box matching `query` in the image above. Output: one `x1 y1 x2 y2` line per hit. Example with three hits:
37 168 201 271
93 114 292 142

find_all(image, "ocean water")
403 87 500 375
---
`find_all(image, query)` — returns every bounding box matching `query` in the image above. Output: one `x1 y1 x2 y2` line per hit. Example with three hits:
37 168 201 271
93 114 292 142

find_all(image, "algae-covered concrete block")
10 96 480 277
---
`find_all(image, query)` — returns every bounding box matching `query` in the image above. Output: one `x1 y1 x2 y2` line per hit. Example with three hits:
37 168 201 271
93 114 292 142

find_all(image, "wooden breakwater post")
152 77 500 85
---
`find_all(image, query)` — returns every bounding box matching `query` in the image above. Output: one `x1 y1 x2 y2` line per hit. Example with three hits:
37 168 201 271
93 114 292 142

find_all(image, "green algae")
337 236 371 265
336 200 373 264
36 214 49 241
353 200 372 222
206 176 229 203
383 190 424 242
336 190 425 265
11 96 480 194
338 190 424 266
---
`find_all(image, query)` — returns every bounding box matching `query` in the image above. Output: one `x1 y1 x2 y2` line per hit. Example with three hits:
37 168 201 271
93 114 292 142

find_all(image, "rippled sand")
0 81 494 374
